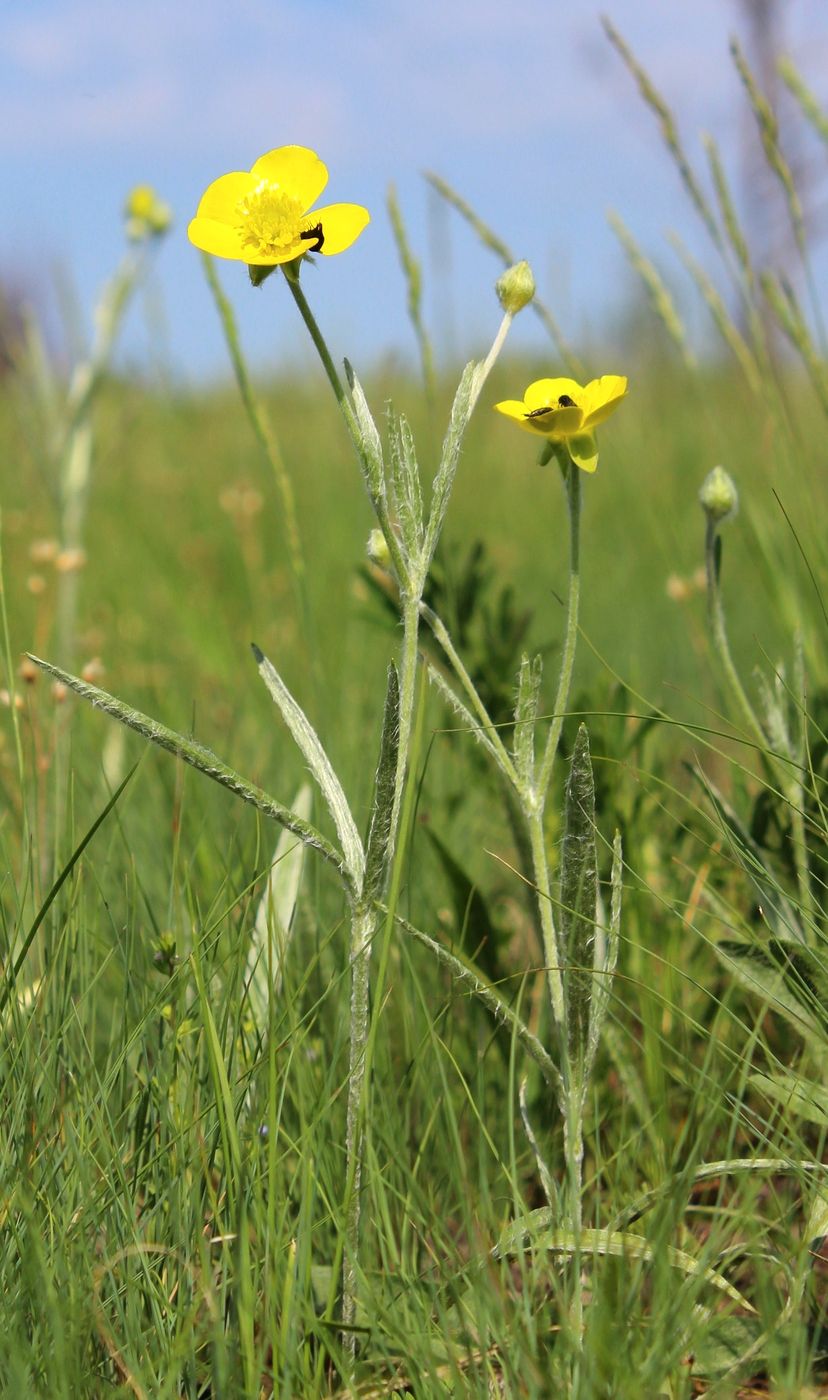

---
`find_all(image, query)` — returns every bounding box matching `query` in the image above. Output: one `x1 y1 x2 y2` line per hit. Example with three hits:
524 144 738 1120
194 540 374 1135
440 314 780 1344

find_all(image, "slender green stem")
282 265 410 587
201 256 312 640
418 601 518 788
564 1086 585 1343
537 461 582 802
340 900 376 1349
705 519 814 927
527 808 565 1027
705 519 766 748
389 596 422 855
282 265 358 436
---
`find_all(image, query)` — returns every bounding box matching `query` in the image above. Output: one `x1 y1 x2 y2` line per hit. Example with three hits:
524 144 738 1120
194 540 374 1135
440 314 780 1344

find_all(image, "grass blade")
27 653 348 886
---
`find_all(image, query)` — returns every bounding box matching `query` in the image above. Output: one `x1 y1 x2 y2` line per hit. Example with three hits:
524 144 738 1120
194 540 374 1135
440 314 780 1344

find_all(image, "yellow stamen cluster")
237 183 305 258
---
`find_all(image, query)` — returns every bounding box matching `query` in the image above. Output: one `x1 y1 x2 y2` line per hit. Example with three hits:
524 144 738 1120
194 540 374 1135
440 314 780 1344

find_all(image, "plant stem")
705 519 814 928
282 265 360 441
527 808 566 1027
704 519 766 747
537 461 582 801
282 265 409 587
340 900 376 1349
201 256 313 662
389 595 422 858
418 601 518 787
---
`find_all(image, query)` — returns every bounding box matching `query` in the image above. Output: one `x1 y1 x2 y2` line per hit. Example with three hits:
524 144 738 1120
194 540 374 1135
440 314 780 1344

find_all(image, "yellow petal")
250 146 328 211
524 403 584 437
495 403 535 422
567 433 599 473
310 203 371 255
188 215 247 260
580 375 628 429
196 172 255 224
523 377 584 412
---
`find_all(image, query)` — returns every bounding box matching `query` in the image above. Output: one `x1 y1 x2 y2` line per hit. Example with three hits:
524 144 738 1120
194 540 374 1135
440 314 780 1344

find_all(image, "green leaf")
584 830 622 1085
751 1070 828 1128
513 653 542 791
388 411 424 557
560 723 598 1070
491 1218 755 1311
343 359 384 500
252 644 365 888
362 664 400 906
423 360 481 572
244 781 313 1027
692 1316 766 1381
27 654 348 885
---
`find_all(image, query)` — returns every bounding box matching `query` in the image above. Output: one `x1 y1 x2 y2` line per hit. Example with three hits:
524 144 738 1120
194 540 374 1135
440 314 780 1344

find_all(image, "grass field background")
3 53 828 1400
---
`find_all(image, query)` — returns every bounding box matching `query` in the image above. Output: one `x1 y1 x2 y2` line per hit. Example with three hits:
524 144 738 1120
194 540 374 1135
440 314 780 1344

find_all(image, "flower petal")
310 203 370 255
250 146 328 211
524 403 584 437
494 399 530 422
580 375 628 429
195 172 255 224
188 215 248 260
567 433 599 473
523 377 584 412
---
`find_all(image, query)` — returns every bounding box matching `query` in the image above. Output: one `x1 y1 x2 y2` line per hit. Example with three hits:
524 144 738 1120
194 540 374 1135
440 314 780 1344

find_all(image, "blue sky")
3 0 828 380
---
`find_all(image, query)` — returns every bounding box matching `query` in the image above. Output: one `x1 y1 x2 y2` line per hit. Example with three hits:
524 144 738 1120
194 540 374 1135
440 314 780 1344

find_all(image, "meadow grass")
3 37 828 1400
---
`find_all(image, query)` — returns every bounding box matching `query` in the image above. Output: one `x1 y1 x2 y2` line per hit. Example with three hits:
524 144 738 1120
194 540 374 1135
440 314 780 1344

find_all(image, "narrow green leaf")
252 644 365 888
584 829 622 1085
388 412 424 557
27 653 348 886
244 782 313 1026
751 1070 828 1128
343 359 384 500
190 943 242 1216
362 664 400 906
559 723 598 1070
492 1219 755 1311
422 361 479 569
513 653 542 791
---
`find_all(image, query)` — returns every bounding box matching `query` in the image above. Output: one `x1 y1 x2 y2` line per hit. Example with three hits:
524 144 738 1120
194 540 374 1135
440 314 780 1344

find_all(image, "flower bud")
699 465 738 524
366 528 391 568
124 185 172 242
496 260 535 315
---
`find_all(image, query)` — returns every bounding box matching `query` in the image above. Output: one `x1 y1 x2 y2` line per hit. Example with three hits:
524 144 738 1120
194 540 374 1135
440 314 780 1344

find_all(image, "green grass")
4 37 828 1395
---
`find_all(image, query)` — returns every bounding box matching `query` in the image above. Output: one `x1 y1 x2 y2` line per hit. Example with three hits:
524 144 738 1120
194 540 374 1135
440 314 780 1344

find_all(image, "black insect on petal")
300 222 325 252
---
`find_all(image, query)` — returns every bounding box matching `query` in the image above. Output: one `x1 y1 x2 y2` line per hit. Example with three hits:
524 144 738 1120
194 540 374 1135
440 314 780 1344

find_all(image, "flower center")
236 182 307 257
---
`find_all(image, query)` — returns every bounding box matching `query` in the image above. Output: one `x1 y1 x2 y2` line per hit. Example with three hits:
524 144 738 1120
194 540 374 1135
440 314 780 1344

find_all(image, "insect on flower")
187 145 369 267
494 375 628 473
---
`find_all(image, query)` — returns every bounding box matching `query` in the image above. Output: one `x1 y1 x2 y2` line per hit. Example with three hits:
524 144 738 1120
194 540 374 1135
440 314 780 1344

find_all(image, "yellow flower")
187 145 370 267
124 184 172 241
494 374 628 473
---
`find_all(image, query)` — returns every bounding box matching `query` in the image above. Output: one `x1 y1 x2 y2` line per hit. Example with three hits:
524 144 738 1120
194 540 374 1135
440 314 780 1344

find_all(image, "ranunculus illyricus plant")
494 374 628 472
187 145 370 268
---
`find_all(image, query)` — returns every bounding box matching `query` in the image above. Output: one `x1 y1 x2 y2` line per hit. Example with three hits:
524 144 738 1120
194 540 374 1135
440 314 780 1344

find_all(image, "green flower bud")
367 528 391 568
496 260 535 315
124 185 172 242
699 465 738 524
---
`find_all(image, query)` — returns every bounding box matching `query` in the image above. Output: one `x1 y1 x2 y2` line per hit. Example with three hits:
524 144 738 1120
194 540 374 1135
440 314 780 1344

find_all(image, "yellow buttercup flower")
187 145 370 267
494 374 628 473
